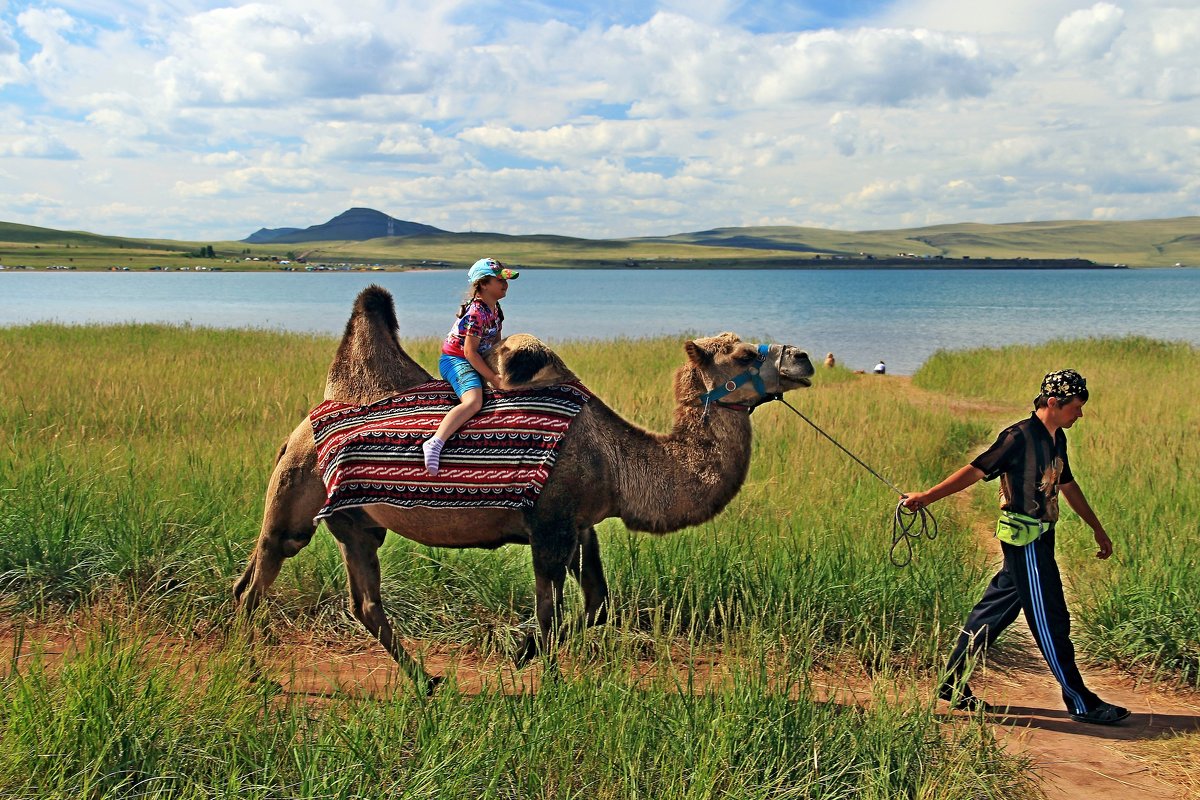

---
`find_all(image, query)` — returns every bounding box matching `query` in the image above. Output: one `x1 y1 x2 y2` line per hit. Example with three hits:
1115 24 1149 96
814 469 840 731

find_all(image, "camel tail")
324 284 432 405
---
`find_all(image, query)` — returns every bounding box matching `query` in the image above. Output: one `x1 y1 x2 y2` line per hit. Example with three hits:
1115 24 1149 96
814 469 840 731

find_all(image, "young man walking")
902 369 1129 725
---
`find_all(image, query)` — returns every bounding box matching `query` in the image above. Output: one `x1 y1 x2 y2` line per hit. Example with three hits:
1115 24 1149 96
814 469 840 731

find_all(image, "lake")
2 268 1198 374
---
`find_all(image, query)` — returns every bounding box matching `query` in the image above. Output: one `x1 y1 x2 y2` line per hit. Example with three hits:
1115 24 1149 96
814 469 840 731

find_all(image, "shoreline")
0 260 1146 273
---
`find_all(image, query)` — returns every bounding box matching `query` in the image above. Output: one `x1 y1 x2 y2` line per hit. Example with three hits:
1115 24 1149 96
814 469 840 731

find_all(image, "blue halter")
697 343 776 414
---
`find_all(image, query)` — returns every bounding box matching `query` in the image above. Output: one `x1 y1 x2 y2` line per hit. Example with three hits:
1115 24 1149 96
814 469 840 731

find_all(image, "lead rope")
775 398 937 567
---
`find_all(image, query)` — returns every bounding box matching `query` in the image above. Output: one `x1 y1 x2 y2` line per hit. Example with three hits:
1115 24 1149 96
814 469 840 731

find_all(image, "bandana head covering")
1038 369 1088 404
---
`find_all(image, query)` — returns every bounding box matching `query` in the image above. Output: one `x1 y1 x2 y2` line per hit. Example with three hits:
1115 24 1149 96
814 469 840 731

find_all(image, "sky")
1 0 1198 241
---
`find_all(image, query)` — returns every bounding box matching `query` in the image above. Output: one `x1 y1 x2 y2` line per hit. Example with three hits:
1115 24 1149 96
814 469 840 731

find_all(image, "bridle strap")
698 344 782 416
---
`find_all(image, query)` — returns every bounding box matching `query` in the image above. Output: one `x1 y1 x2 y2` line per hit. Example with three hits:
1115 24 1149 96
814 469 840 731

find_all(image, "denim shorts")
439 354 483 398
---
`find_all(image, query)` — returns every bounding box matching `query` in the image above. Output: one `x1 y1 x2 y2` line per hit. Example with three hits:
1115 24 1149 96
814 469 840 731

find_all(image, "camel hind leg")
323 509 438 694
233 427 325 615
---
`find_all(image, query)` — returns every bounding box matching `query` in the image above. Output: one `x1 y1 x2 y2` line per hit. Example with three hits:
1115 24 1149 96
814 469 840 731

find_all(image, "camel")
233 285 815 691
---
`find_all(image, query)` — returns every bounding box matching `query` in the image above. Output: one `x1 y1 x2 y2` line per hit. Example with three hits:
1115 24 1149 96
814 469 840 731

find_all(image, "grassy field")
4 215 1199 270
0 324 1194 797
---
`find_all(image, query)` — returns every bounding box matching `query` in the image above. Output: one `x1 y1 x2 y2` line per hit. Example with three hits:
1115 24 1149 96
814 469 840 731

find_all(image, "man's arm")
1059 481 1113 559
901 465 985 510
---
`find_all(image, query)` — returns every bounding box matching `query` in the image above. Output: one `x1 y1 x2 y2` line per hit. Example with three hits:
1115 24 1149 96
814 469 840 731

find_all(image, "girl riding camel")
422 257 519 475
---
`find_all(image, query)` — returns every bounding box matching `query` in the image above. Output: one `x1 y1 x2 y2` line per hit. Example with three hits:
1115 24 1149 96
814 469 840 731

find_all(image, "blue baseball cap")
467 257 519 283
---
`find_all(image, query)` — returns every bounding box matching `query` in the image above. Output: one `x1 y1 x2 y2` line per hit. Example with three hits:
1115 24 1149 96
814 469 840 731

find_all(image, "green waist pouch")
995 511 1048 546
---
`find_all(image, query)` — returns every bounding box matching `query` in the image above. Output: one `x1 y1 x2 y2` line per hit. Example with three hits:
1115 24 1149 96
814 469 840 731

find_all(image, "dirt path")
3 617 1198 799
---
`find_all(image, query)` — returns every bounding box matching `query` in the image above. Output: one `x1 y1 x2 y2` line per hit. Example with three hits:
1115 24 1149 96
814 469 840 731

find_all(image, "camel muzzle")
698 343 810 414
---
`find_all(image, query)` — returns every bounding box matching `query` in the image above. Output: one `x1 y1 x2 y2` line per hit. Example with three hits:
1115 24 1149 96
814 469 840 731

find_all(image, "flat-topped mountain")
243 208 447 244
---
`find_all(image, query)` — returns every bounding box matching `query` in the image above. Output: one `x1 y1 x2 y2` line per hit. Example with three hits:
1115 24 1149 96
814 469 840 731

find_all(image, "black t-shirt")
970 413 1074 522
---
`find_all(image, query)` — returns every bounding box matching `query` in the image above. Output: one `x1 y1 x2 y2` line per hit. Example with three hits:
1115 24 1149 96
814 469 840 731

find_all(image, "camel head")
679 332 814 412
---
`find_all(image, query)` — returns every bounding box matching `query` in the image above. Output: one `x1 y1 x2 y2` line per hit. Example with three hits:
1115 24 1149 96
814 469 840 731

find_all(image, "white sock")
422 436 445 475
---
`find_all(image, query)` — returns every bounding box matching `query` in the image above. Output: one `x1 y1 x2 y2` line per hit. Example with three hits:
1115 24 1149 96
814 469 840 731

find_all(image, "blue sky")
2 0 1198 240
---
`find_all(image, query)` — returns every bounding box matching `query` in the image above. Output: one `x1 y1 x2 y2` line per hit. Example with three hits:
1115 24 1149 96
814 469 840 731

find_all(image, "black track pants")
943 529 1102 715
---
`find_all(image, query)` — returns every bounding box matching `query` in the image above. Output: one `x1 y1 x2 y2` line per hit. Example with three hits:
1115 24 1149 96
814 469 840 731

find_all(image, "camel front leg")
325 511 439 694
567 525 609 628
515 529 573 669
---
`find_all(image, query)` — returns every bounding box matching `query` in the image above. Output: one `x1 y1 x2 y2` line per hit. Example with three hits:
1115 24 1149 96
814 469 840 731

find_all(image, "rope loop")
777 398 936 567
891 499 938 567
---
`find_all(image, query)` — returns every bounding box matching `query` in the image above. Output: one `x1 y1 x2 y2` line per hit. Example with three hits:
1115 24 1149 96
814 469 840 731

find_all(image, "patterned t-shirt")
970 413 1074 522
442 300 502 358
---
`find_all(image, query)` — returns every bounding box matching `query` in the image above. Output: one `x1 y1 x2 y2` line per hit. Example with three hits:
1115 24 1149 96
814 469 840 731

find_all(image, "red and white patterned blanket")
311 380 593 518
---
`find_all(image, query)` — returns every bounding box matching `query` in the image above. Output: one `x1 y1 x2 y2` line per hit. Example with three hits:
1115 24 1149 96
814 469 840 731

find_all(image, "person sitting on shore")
824 352 836 368
873 360 886 374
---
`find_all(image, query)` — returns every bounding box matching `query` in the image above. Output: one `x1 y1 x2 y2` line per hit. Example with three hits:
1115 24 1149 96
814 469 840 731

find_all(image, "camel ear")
685 340 712 366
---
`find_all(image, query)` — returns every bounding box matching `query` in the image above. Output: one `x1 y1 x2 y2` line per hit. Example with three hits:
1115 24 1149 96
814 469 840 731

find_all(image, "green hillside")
3 216 1199 270
651 217 1200 266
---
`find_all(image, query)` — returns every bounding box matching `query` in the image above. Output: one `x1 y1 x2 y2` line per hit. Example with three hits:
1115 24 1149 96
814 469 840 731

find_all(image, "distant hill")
4 214 1199 269
0 219 191 251
642 217 1200 266
242 208 447 244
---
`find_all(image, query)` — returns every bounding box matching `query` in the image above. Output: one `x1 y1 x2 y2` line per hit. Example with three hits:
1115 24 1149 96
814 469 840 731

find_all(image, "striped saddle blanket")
311 380 593 518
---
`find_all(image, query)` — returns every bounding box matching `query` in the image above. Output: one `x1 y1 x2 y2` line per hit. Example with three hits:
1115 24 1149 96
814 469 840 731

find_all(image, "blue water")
2 269 1198 374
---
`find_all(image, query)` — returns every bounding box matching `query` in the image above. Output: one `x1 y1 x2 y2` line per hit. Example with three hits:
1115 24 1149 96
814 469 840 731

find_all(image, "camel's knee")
352 598 386 627
278 530 313 557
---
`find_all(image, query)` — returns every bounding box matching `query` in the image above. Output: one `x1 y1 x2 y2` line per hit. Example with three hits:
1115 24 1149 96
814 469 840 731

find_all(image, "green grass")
3 323 1192 797
0 626 1035 800
0 325 987 663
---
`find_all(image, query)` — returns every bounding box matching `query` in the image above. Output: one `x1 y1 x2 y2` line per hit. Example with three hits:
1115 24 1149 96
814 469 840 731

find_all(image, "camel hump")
355 285 400 334
324 284 432 405
486 333 577 390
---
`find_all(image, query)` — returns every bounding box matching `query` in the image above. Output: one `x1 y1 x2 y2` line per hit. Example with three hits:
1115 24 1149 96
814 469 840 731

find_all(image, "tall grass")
0 324 987 665
0 322 1075 798
0 627 1035 800
915 336 1200 685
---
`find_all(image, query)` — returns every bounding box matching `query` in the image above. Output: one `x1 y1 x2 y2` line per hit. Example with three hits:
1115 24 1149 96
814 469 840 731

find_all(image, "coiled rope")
776 398 937 567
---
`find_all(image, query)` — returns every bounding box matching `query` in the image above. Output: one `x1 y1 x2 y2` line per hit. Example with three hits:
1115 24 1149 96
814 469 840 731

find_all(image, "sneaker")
938 686 993 713
1070 702 1130 725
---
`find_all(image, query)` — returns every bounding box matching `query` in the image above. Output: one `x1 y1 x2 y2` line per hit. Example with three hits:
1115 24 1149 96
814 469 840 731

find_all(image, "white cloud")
173 165 329 198
459 121 662 161
755 27 1010 106
1113 7 1200 100
877 0 1089 35
1055 3 1125 61
0 18 25 87
195 151 248 167
301 121 464 165
828 111 883 157
85 107 149 138
1 1 1199 239
0 134 80 159
10 192 64 213
16 6 78 78
153 3 450 107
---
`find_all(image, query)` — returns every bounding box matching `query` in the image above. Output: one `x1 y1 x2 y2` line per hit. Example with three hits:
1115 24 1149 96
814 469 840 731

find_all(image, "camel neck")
612 402 754 533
